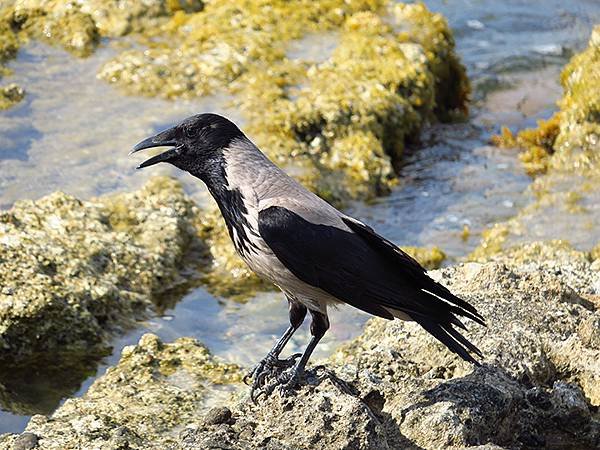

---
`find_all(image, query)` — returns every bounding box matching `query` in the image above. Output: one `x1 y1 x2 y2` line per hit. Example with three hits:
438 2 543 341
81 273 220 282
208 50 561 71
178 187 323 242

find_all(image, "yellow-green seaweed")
0 0 204 108
492 114 561 176
402 246 446 270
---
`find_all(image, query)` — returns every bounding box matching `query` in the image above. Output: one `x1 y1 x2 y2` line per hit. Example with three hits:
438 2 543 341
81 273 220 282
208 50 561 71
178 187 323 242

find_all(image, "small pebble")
12 432 38 450
204 406 232 425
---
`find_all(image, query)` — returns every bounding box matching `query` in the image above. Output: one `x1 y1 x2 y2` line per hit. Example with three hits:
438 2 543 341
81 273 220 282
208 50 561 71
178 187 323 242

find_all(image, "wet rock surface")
0 82 23 110
0 334 241 450
3 243 599 449
0 176 206 362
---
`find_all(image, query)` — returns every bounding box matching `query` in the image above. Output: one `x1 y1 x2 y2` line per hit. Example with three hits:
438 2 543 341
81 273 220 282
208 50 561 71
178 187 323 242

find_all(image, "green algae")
99 1 468 204
492 113 561 176
0 176 207 362
549 26 600 174
493 26 600 177
402 246 446 270
0 7 22 108
11 1 100 57
470 239 590 265
99 0 388 98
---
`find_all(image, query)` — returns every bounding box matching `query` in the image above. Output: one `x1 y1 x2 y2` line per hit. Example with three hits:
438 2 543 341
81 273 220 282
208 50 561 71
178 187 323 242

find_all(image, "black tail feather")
416 318 482 366
443 323 483 358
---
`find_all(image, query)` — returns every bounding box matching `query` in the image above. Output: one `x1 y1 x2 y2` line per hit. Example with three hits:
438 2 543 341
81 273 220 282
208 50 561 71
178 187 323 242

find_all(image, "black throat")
190 161 259 257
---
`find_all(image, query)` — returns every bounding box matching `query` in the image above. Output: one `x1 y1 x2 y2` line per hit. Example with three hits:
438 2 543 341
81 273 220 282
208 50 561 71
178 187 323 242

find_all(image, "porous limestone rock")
0 334 241 450
0 176 206 361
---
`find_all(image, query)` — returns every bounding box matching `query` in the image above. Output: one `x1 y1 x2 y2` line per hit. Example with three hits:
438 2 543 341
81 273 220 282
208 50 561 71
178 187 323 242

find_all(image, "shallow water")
1 0 600 435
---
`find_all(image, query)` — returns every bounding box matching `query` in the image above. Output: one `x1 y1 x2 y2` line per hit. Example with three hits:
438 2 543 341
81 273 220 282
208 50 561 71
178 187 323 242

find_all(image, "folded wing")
258 205 484 364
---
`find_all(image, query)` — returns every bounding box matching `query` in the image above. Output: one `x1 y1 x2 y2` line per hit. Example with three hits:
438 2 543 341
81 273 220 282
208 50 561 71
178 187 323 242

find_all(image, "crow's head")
130 113 243 173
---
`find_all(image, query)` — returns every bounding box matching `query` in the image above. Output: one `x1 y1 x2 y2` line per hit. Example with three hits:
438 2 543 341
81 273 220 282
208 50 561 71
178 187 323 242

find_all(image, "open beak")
130 126 182 169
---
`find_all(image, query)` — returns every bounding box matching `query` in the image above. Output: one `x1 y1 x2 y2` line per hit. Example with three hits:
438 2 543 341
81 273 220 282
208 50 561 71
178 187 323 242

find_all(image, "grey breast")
221 138 349 312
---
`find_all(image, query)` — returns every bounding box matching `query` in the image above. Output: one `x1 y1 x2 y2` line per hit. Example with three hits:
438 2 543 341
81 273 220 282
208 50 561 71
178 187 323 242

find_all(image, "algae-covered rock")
0 11 18 62
6 246 600 449
99 1 469 202
2 334 240 450
0 82 24 109
185 252 600 449
492 113 561 176
492 25 600 176
0 9 23 109
0 0 204 108
402 245 446 270
0 176 206 361
11 0 100 57
5 0 203 55
476 26 600 258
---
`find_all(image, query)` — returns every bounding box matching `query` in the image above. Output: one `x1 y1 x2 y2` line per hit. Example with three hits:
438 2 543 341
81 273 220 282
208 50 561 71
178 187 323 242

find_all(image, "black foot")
275 366 305 397
244 353 301 402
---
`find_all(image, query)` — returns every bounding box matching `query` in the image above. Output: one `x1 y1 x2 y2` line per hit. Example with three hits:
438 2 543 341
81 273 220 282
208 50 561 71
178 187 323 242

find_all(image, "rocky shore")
0 174 446 370
1 242 599 449
1 1 599 449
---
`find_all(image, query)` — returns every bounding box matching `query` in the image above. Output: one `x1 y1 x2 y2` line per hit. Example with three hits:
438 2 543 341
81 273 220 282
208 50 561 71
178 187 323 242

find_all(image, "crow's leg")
245 299 307 400
277 309 330 396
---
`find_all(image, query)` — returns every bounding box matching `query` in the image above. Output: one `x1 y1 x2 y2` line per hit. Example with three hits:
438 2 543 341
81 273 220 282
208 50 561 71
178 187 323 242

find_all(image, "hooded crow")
131 113 485 398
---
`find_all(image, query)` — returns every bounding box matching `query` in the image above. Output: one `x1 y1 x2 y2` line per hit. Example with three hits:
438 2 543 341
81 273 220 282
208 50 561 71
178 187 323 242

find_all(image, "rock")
99 1 468 204
203 406 232 425
0 176 207 362
0 83 24 110
0 0 204 108
10 334 240 450
10 433 38 450
6 245 600 449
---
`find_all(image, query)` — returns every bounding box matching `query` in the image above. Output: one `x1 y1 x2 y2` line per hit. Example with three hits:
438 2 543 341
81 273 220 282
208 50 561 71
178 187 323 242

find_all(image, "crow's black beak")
130 126 182 169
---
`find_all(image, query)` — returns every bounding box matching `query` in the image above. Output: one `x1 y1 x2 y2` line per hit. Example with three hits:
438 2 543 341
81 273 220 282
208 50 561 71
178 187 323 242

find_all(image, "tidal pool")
1 0 600 434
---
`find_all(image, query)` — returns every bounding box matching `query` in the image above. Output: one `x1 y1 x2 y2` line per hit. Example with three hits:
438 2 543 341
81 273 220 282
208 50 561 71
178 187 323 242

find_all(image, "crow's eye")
183 124 199 139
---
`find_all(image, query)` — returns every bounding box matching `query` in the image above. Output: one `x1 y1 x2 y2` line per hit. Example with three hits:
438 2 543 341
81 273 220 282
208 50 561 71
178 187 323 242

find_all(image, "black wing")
258 206 484 364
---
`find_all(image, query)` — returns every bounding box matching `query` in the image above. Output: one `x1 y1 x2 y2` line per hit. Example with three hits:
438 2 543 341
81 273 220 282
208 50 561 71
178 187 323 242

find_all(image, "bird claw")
276 368 303 397
245 353 302 402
